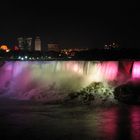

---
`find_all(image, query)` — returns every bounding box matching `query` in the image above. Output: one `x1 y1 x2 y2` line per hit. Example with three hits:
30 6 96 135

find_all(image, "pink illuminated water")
97 62 118 81
132 61 140 79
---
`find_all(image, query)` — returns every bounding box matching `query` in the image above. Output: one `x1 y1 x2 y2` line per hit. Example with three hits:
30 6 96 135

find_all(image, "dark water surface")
0 98 140 140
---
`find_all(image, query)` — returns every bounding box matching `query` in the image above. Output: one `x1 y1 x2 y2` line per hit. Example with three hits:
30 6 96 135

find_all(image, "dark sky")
0 1 139 49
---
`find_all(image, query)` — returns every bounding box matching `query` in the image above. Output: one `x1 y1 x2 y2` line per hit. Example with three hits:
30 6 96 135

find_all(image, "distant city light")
14 46 20 51
6 49 10 52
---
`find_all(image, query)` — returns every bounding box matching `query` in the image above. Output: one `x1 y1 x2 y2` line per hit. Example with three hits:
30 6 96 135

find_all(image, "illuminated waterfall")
0 61 133 101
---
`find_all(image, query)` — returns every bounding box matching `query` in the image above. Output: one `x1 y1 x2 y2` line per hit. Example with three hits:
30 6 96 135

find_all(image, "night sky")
0 1 139 49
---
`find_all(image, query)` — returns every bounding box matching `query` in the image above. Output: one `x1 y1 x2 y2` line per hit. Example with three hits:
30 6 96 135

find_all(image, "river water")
0 98 140 140
1 61 140 139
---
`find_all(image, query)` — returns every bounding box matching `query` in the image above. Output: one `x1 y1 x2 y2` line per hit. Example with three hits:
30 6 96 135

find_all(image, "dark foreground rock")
114 80 140 104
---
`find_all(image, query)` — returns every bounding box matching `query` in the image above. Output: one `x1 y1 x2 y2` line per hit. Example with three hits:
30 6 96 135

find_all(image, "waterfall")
0 61 135 101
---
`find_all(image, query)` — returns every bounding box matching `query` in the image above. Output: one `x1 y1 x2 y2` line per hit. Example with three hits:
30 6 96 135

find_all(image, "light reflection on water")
130 107 140 140
0 100 140 140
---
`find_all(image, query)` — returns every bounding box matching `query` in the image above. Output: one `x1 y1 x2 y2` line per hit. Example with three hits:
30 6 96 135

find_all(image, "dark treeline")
1 48 140 61
74 48 140 60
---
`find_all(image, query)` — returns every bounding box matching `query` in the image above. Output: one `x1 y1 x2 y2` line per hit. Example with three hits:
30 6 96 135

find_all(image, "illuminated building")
26 37 32 51
17 37 24 50
48 43 60 52
17 37 32 51
35 36 41 51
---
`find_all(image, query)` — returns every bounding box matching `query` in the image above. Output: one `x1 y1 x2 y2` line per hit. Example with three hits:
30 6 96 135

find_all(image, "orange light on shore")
1 45 9 51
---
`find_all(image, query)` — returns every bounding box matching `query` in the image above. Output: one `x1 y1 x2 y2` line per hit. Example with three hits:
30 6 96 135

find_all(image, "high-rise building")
35 36 41 51
48 43 60 52
17 37 32 51
26 38 32 51
17 37 24 50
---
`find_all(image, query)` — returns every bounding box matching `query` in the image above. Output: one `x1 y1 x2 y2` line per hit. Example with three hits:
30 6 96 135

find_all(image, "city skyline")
1 1 139 49
0 35 120 50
